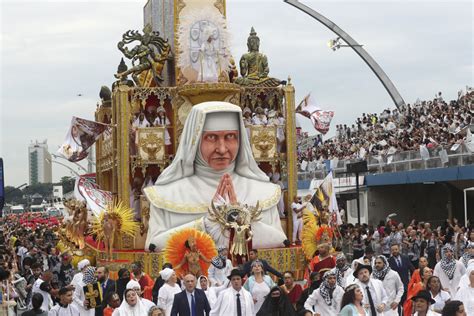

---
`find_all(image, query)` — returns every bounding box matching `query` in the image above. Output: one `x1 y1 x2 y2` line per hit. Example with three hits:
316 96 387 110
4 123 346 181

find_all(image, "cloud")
1 0 472 186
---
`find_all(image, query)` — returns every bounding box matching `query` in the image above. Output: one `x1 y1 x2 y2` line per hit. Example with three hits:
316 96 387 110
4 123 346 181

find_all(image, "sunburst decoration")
164 228 217 277
91 200 139 244
301 210 319 261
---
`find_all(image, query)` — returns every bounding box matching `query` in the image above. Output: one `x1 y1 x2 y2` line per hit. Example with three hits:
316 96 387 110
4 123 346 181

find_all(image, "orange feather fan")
164 228 217 277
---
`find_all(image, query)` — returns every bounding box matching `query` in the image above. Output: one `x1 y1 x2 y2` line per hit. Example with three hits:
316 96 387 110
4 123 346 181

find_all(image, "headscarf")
372 255 391 281
319 270 337 306
113 289 148 316
211 247 227 269
77 259 90 271
151 102 268 186
159 268 174 282
126 280 141 290
82 266 97 285
196 275 209 290
335 254 350 287
256 286 297 316
461 242 474 268
440 244 456 280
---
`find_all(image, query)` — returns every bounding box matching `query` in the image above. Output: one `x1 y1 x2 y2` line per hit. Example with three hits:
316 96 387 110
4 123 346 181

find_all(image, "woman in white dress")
112 289 150 316
157 268 181 316
243 260 275 315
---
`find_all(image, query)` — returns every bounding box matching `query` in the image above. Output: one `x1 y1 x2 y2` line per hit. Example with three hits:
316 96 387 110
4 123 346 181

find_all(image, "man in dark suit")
97 266 116 315
171 274 211 316
242 249 283 278
388 243 414 309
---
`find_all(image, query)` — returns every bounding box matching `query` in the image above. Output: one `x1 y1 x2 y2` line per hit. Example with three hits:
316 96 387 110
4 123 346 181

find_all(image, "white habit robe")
304 286 344 316
48 304 80 316
157 283 181 316
433 260 466 297
372 270 404 316
144 102 287 251
210 287 254 316
454 284 474 316
355 279 389 316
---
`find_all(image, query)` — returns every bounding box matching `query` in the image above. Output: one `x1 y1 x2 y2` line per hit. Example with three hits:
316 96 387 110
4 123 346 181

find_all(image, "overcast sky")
0 0 472 187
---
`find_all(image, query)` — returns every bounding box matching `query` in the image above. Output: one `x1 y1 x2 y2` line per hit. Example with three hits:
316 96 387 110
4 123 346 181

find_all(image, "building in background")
28 140 52 185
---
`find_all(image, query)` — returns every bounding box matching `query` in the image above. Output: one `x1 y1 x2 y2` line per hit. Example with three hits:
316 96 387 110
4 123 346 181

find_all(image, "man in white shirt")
49 287 80 316
372 255 404 316
354 264 388 316
210 269 253 316
304 270 344 316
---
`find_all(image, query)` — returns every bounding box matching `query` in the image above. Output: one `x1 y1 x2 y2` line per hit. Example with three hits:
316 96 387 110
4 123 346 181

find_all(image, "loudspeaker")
346 160 368 174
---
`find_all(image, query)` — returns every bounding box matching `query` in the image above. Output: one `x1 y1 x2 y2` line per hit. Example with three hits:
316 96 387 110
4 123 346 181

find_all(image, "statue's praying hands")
213 173 238 205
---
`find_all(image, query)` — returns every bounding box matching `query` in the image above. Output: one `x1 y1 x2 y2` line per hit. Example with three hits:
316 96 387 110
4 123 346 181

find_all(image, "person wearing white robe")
125 280 155 311
371 255 404 316
197 276 217 309
454 264 474 316
157 268 180 316
304 270 344 316
112 289 150 316
331 254 354 289
132 113 150 128
208 247 233 287
153 106 171 146
72 266 96 316
48 287 80 316
458 259 474 290
70 259 90 289
197 29 219 83
210 269 254 316
433 244 466 297
143 102 287 251
251 109 267 126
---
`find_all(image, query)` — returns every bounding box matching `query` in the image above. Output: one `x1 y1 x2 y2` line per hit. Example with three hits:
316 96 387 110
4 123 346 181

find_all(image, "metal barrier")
298 144 474 180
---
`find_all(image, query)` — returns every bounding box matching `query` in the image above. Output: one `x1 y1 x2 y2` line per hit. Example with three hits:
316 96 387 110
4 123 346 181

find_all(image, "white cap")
77 259 90 271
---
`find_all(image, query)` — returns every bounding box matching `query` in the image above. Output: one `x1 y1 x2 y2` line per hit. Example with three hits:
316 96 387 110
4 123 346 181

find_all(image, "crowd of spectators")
0 210 473 315
298 88 474 167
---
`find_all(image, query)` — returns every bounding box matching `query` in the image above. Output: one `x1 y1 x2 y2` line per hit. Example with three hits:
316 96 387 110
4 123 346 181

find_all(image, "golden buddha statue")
235 27 282 87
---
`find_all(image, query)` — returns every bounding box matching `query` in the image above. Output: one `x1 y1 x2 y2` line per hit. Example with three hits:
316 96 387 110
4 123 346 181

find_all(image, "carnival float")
57 0 340 280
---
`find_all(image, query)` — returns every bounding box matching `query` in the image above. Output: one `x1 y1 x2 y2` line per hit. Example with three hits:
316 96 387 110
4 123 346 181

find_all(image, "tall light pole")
284 0 406 109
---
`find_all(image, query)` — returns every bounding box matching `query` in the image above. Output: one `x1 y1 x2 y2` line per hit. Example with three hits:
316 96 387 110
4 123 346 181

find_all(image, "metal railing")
298 143 474 180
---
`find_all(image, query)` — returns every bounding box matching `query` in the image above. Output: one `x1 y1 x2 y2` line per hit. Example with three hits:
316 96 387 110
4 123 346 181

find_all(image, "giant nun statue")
143 101 287 251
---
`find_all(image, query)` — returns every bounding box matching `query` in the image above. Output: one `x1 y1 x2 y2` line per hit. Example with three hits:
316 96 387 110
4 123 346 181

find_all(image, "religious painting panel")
136 127 166 164
250 125 277 162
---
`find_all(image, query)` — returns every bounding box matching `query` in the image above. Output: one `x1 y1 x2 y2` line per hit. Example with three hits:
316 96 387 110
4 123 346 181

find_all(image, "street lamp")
327 37 363 51
284 0 406 109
